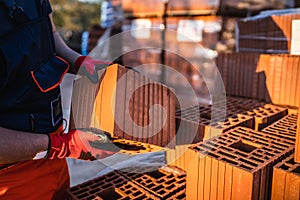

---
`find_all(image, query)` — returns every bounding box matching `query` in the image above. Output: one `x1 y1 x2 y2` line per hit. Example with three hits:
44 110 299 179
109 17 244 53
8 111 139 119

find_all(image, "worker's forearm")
53 31 81 73
0 127 49 164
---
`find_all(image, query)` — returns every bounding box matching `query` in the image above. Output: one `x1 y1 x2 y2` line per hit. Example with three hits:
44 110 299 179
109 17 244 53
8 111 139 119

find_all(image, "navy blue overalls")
0 1 70 199
0 0 69 134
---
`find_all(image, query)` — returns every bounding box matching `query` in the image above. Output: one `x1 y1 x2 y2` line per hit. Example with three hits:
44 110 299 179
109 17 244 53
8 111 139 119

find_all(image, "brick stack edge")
271 153 300 200
216 53 300 107
295 101 300 162
185 126 294 200
67 165 186 200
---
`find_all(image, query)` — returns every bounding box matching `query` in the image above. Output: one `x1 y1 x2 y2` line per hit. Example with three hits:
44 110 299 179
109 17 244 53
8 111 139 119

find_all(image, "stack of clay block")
122 0 219 18
175 96 287 144
184 126 294 200
122 15 222 59
218 17 240 53
67 165 186 200
271 153 300 200
215 53 300 107
70 64 176 147
259 54 300 107
236 9 300 53
295 102 300 162
175 105 254 144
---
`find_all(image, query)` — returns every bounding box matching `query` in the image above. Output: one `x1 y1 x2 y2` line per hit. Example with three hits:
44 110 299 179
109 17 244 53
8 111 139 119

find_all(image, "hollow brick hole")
145 170 166 179
113 142 146 151
200 112 211 120
292 166 300 175
97 187 123 200
229 140 261 153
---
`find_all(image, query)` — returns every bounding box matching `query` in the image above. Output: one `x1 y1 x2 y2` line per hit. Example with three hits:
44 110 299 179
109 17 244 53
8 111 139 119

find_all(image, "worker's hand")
74 56 111 83
46 129 118 160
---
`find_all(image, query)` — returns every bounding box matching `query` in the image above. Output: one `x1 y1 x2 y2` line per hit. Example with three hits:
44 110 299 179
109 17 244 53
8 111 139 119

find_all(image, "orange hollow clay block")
70 64 176 147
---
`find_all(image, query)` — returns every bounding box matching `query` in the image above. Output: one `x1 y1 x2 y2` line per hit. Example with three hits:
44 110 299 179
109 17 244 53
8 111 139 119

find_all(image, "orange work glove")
74 56 111 83
47 129 118 160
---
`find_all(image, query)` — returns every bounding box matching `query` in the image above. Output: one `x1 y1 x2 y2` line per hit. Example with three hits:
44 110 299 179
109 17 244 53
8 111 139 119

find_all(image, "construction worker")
0 0 115 199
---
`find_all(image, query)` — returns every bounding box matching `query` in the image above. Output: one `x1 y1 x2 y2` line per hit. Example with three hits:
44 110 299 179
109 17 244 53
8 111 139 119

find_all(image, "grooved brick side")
216 53 264 100
185 126 294 200
216 53 300 107
271 153 300 200
67 166 186 200
295 103 300 162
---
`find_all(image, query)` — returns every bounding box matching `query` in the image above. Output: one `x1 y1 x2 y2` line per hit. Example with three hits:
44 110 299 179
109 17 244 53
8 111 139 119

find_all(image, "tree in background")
51 0 101 31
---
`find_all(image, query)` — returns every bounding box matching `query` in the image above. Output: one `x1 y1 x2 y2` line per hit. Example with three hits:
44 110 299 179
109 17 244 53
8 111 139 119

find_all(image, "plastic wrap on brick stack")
66 170 159 200
295 102 300 162
185 126 294 200
70 64 176 148
271 153 300 200
67 165 186 200
261 113 298 146
236 8 300 53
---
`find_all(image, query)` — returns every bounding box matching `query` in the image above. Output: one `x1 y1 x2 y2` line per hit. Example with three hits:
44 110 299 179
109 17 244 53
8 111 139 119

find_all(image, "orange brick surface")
70 64 176 147
185 126 294 200
216 53 300 107
271 153 300 200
